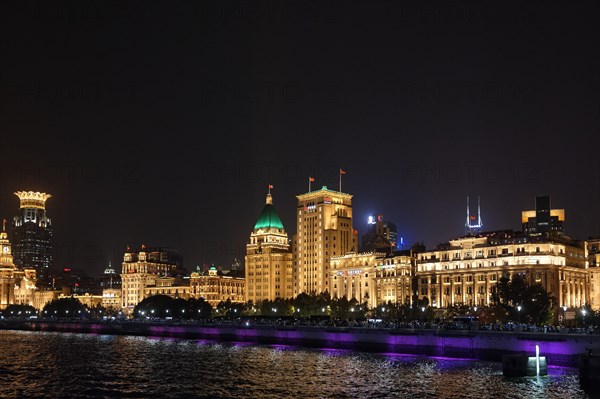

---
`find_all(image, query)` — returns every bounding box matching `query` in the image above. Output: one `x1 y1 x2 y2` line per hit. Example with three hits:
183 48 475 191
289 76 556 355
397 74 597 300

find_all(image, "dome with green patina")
254 194 285 231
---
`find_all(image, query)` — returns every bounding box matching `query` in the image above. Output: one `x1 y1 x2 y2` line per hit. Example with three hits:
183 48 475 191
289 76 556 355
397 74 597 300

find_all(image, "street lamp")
517 305 522 323
582 309 587 327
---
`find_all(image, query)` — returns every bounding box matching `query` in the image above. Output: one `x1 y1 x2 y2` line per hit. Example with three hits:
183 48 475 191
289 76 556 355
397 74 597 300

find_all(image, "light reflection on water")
0 330 592 399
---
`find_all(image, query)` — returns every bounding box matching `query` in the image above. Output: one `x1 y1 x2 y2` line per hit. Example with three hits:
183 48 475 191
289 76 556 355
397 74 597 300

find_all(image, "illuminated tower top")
12 191 53 277
15 191 52 210
248 190 289 252
465 196 483 235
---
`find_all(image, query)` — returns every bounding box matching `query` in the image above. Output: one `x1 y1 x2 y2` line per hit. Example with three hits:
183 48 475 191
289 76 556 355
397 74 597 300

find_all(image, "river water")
0 330 592 398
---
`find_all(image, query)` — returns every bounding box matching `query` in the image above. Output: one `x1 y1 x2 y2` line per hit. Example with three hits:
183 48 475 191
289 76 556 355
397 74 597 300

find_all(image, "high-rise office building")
362 214 398 253
245 191 293 302
522 195 564 236
12 192 53 279
293 186 356 295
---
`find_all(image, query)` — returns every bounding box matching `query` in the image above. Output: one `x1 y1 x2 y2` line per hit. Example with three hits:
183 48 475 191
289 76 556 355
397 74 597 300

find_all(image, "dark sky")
1 1 599 276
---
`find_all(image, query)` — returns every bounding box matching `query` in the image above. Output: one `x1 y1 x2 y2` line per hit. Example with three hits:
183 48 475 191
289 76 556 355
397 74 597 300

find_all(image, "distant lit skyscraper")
522 195 564 236
362 214 397 252
293 186 357 295
12 191 53 279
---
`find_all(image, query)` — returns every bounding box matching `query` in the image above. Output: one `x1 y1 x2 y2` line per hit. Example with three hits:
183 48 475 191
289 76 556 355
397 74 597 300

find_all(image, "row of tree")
2 275 598 326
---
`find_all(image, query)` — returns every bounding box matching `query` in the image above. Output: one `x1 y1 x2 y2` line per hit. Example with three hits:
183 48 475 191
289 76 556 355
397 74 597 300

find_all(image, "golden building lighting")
416 232 588 308
245 189 293 302
120 247 182 315
0 221 38 309
293 186 356 295
330 251 414 308
14 191 52 210
191 267 245 307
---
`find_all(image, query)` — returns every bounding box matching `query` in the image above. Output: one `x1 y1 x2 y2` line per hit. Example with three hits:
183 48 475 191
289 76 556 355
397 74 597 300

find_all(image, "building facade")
245 191 293 302
330 251 414 308
372 252 413 307
330 252 381 306
416 231 587 308
120 247 182 315
190 267 245 307
143 276 191 299
293 186 356 296
0 222 38 309
12 191 53 279
586 238 600 310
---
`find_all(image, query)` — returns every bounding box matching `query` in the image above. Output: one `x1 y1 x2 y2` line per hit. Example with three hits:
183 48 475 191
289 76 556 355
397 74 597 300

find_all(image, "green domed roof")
254 203 284 230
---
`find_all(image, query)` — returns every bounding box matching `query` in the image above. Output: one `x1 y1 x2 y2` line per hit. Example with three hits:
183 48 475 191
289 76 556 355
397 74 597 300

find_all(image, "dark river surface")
0 330 594 398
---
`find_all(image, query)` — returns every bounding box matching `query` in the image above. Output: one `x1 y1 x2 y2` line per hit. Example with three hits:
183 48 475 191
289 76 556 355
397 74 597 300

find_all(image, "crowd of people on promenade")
137 315 599 335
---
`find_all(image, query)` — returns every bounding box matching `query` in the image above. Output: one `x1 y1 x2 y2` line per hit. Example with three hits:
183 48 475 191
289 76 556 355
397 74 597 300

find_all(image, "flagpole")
339 169 342 193
308 177 311 192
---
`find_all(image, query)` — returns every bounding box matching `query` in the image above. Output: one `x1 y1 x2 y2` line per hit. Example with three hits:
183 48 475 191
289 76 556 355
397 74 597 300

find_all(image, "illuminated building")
465 196 483 235
245 190 293 302
120 247 183 315
190 266 245 307
32 289 60 310
522 195 565 236
330 252 381 306
372 252 413 306
416 231 587 308
293 186 357 295
102 288 122 310
143 276 191 299
586 239 600 310
330 251 414 308
0 221 37 309
58 293 103 308
12 191 53 279
361 214 397 253
99 261 121 290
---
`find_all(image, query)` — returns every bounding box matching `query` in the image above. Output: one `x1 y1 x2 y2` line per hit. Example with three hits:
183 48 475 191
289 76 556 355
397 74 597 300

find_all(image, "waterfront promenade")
2 319 598 367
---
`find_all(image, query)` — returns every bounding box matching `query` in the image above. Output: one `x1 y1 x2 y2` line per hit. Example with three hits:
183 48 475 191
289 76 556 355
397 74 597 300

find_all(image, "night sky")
1 1 599 276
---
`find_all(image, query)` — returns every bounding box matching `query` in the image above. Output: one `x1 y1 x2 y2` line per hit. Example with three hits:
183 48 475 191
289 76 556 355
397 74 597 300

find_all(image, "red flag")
340 169 347 175
142 243 146 250
470 215 476 220
268 184 273 189
309 177 315 182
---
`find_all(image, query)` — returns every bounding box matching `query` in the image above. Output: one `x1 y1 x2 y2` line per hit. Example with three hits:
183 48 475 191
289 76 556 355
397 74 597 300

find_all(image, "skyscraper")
293 186 356 295
522 195 565 236
245 190 293 302
12 191 53 279
362 214 398 253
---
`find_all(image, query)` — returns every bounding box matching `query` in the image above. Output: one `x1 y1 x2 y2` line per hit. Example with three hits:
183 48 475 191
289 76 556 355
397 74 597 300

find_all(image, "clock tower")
0 219 14 267
0 219 17 309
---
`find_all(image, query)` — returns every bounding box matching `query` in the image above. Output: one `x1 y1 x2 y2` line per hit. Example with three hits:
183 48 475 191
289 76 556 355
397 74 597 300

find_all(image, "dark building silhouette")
361 214 398 253
12 191 53 280
522 195 565 236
